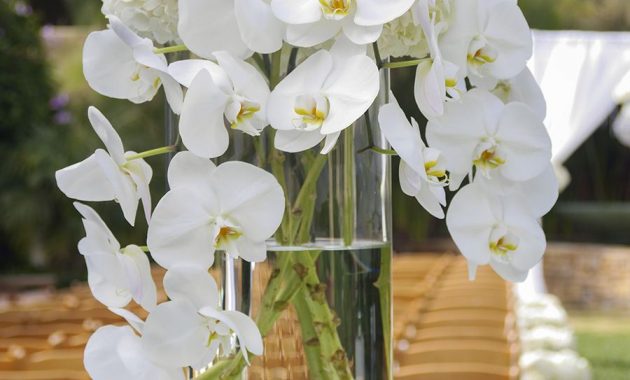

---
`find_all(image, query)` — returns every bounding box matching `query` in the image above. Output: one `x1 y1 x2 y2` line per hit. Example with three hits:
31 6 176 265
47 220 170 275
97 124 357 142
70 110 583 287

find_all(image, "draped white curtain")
519 30 630 300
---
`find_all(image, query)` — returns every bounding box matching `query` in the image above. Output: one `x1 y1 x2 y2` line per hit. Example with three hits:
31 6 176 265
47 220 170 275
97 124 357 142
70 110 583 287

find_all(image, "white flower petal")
416 182 445 219
168 59 232 92
233 238 267 263
504 201 546 272
210 161 285 242
179 70 231 159
142 300 210 369
490 260 528 282
94 149 139 226
414 59 445 120
214 51 270 110
378 102 424 174
354 0 415 26
124 156 153 224
88 106 126 164
446 184 498 266
163 265 220 309
235 0 285 53
483 2 532 79
56 154 115 202
341 22 383 45
399 160 422 196
167 151 217 190
74 202 120 252
85 254 131 308
83 30 159 103
321 131 341 154
320 55 379 134
158 73 184 115
275 129 326 152
84 326 137 380
496 102 551 182
119 245 157 312
178 0 251 59
108 308 145 335
270 0 322 24
217 310 264 357
147 187 218 270
267 50 334 131
285 20 342 48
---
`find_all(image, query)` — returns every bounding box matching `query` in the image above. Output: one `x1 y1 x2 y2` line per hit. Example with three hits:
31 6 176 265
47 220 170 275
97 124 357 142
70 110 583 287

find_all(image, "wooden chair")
397 340 513 367
395 362 514 380
0 370 88 380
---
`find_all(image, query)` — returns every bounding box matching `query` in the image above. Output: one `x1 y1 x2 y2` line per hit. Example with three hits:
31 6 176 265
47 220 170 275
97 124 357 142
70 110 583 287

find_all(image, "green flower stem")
153 44 188 54
374 246 393 379
126 145 176 161
292 252 353 379
382 59 423 69
139 246 149 253
269 50 283 89
343 127 355 247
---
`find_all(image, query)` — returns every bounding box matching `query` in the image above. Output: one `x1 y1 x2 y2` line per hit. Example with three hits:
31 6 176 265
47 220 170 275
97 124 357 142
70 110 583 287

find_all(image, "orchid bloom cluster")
55 0 556 378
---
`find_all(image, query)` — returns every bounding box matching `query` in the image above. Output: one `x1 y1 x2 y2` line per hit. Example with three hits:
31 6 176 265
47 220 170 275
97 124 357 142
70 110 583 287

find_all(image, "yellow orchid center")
293 94 329 131
467 37 497 69
473 139 505 175
424 160 448 183
489 226 519 259
215 226 242 248
320 0 351 19
230 103 261 130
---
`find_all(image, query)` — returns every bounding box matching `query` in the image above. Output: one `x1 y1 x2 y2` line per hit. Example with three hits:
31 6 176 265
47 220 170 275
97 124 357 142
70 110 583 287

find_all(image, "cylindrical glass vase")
217 69 393 380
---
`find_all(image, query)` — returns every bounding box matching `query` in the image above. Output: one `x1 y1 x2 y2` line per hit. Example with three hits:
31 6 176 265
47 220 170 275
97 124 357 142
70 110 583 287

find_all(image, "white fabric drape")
520 30 630 299
529 30 630 163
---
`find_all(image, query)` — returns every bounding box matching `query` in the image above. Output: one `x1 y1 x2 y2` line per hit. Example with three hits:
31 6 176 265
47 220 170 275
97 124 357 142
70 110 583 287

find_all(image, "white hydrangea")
101 0 179 45
520 350 592 380
378 11 427 59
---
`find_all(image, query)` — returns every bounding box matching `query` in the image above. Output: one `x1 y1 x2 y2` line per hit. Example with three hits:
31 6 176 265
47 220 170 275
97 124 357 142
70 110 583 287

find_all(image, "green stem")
154 44 188 54
139 246 149 253
374 246 393 379
269 50 283 89
372 41 383 69
343 127 355 247
252 53 266 74
126 145 176 161
382 59 423 69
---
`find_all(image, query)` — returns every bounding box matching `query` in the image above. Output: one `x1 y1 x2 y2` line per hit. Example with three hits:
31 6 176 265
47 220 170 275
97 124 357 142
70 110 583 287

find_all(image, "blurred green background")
1 0 629 281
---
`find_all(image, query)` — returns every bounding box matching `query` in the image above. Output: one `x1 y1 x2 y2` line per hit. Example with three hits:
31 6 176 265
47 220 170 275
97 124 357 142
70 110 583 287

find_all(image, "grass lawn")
570 311 630 380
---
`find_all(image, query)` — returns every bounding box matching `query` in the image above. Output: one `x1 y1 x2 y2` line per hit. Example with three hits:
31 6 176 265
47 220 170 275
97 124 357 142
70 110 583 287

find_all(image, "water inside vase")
245 239 392 380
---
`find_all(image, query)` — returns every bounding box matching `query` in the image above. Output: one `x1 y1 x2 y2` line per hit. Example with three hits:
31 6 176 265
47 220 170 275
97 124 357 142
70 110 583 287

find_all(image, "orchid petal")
320 55 379 134
178 0 251 59
285 20 342 48
179 70 230 159
119 244 157 312
354 0 415 26
88 106 125 164
93 149 139 226
210 161 285 242
56 154 115 202
275 129 326 152
235 0 285 54
163 265 220 309
147 187 218 270
341 22 383 45
270 0 322 24
321 131 341 154
378 102 424 175
167 151 217 191
142 300 210 369
168 59 232 92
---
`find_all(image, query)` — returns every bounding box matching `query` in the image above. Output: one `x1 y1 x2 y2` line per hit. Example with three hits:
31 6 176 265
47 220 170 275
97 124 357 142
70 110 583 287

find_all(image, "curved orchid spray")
55 0 557 379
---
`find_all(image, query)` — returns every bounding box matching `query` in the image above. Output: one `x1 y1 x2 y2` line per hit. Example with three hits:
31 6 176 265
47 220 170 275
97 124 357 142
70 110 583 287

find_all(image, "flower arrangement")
55 0 558 378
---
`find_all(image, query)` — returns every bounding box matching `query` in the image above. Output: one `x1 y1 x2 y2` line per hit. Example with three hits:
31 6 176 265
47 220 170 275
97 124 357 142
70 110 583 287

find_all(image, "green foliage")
521 0 630 30
0 1 166 281
577 331 630 380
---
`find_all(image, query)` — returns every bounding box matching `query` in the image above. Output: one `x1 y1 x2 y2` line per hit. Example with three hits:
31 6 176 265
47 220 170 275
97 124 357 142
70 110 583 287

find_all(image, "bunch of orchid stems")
54 0 558 379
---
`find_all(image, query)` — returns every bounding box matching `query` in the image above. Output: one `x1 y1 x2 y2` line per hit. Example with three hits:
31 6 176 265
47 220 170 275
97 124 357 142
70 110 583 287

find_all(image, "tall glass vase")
215 68 393 380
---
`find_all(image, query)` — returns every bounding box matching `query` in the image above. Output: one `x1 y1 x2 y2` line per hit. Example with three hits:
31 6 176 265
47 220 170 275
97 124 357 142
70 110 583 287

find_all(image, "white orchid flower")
178 0 285 58
271 0 415 47
84 312 182 380
412 0 461 119
168 52 270 159
426 89 551 190
56 106 153 226
439 0 532 85
378 101 447 218
142 265 263 369
74 202 157 312
446 183 546 282
147 152 285 269
491 67 547 119
267 42 379 153
475 163 558 218
83 16 183 114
